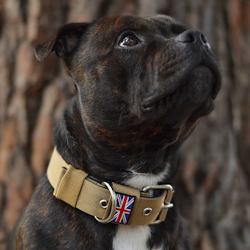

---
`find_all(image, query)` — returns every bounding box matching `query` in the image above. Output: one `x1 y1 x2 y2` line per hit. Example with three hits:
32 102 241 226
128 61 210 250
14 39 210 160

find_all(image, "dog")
15 15 221 250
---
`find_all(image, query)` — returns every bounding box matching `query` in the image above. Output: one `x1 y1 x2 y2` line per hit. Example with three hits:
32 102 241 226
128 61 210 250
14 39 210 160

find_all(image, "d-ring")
94 182 117 223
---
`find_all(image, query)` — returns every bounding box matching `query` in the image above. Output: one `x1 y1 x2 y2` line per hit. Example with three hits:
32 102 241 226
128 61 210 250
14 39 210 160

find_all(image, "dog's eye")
119 34 140 47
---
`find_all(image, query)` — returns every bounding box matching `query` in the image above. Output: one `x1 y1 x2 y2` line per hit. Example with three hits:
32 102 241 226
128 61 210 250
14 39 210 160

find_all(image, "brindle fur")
15 15 221 250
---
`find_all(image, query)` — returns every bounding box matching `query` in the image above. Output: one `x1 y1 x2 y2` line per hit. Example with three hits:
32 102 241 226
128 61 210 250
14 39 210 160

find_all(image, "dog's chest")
112 225 164 250
112 167 170 250
112 225 151 250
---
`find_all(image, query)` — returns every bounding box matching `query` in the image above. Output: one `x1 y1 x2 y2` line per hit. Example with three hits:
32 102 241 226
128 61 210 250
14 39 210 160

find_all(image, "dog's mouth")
141 61 221 113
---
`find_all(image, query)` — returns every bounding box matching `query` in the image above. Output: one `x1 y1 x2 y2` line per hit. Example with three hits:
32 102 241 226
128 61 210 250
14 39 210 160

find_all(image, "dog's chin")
141 65 216 119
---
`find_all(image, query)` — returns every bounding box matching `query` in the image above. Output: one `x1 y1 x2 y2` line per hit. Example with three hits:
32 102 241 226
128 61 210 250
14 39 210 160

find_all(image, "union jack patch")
111 193 135 224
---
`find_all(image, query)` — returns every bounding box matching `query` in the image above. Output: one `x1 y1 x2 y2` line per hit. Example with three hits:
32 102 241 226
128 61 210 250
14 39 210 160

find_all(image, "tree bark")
0 0 249 249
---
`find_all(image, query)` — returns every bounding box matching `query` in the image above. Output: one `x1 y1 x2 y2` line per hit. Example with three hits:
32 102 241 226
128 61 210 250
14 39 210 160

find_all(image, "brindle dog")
15 15 221 250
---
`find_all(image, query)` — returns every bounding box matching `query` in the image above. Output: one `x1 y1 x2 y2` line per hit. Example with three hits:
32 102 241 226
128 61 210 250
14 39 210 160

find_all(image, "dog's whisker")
119 111 123 125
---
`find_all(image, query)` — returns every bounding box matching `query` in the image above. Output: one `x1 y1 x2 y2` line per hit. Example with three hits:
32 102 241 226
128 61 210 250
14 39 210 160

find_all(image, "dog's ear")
34 23 89 61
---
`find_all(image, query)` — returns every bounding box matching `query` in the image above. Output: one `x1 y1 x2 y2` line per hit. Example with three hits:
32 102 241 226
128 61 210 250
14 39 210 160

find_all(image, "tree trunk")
0 0 249 249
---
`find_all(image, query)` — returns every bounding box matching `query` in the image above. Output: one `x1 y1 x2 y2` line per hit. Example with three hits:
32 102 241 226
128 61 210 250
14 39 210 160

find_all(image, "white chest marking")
112 225 151 250
112 163 170 250
125 163 170 190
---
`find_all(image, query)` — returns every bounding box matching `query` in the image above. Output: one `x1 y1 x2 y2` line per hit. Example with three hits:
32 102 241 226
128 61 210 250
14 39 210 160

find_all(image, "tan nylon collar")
47 148 174 225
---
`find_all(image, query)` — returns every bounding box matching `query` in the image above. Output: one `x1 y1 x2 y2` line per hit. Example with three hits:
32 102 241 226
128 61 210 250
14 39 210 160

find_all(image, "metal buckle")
94 182 117 224
142 184 174 225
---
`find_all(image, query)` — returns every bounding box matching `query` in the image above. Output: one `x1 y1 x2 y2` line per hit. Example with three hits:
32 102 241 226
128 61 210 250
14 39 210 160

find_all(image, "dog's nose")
176 30 210 48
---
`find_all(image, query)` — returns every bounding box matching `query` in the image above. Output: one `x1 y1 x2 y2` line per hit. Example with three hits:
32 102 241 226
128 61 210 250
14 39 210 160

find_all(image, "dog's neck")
53 96 182 185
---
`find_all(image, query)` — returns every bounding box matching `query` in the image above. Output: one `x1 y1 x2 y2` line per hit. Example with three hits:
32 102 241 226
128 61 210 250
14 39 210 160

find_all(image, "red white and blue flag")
111 193 135 224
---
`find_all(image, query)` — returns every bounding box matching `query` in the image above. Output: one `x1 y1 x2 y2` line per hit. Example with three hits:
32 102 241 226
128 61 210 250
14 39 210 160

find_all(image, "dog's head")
35 15 221 178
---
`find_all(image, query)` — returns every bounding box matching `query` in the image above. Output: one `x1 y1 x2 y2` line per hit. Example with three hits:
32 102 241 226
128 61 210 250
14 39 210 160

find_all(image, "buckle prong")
162 203 174 209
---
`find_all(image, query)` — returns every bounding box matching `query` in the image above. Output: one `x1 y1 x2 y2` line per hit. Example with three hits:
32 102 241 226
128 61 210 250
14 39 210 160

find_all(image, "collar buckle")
142 184 174 225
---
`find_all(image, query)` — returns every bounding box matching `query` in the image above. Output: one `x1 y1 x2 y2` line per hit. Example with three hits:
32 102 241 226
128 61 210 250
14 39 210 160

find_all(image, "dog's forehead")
96 15 147 30
89 15 184 38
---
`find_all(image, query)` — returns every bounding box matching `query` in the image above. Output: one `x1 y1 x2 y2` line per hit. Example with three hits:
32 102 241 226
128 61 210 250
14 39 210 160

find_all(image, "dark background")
0 0 250 249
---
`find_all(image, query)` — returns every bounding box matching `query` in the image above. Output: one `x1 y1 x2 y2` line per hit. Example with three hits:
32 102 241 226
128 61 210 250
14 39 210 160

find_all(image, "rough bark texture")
0 0 249 249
